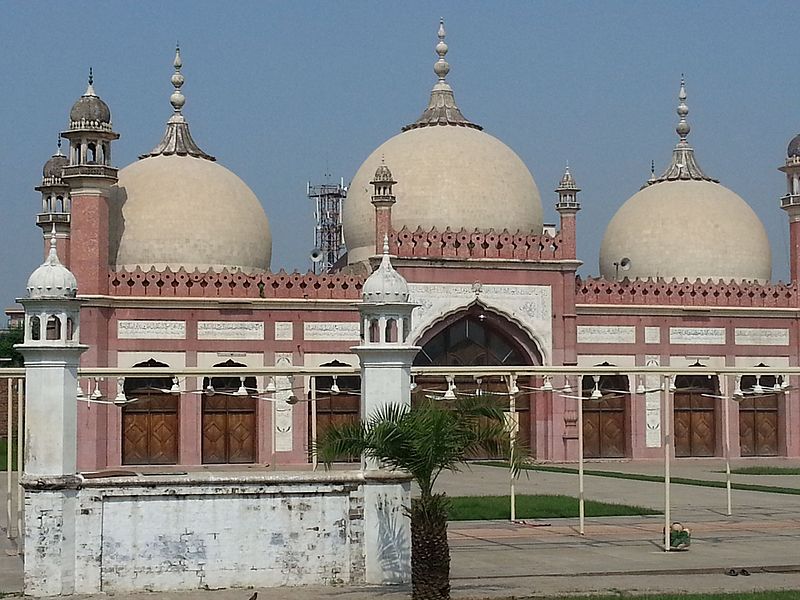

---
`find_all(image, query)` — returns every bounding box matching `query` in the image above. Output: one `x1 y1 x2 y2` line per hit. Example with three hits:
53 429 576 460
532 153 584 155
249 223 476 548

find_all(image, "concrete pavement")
0 459 799 598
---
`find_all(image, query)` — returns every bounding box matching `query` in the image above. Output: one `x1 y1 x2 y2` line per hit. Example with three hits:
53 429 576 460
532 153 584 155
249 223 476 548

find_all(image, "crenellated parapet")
389 226 566 261
108 268 364 299
576 277 798 308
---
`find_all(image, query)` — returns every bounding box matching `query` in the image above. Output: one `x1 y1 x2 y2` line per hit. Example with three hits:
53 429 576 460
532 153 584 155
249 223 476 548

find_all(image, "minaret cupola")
35 139 72 262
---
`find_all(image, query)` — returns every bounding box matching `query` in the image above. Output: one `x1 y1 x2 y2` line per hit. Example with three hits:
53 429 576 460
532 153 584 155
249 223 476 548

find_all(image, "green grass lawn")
546 594 800 600
727 466 800 475
447 494 659 521
478 462 800 496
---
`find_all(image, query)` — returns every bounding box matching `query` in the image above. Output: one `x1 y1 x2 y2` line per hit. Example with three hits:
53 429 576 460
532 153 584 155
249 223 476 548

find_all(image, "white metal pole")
16 378 23 542
578 379 585 536
5 379 12 540
723 374 732 516
664 374 671 552
311 376 318 471
509 389 516 523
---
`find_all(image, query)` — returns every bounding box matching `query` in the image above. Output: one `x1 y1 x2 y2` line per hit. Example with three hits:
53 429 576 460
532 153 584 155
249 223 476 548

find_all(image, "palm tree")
316 393 525 600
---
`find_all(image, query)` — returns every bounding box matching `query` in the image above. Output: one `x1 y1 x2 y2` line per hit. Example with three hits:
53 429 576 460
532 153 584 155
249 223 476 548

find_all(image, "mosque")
21 21 800 471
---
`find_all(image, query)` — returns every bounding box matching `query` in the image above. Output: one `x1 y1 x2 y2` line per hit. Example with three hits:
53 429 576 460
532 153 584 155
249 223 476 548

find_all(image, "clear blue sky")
1 1 798 312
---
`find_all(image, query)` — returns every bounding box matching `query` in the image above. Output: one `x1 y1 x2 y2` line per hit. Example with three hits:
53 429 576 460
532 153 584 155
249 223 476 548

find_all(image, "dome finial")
48 224 58 261
140 46 215 161
646 76 717 186
383 233 390 255
85 67 96 96
170 44 186 113
676 75 690 142
402 18 482 132
56 136 63 155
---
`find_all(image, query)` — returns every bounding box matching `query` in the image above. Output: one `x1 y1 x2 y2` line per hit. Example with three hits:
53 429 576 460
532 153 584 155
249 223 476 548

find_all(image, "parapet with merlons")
576 276 798 308
108 267 363 299
389 226 566 261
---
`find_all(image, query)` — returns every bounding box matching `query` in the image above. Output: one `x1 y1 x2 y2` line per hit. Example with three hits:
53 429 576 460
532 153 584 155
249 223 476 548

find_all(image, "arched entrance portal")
674 374 719 457
413 308 541 456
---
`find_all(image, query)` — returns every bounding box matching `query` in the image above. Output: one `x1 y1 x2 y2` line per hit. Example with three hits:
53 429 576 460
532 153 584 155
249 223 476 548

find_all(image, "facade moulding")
576 277 797 309
389 226 573 262
576 304 800 319
108 268 364 300
77 295 361 311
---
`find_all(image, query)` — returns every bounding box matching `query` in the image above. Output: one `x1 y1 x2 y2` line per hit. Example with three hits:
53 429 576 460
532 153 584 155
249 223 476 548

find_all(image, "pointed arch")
202 359 257 464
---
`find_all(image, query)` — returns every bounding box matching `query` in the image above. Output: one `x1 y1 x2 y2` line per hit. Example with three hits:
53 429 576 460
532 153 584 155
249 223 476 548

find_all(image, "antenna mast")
307 176 347 274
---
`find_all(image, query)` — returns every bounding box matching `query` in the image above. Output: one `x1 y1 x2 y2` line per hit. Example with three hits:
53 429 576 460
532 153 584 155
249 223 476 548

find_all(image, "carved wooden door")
202 395 256 464
583 395 626 458
122 393 179 465
673 392 715 457
739 394 779 456
312 391 360 462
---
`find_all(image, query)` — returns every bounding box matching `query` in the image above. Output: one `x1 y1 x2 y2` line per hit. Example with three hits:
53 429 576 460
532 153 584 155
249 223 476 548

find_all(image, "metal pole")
6 378 12 540
723 374 732 516
578 384 585 536
311 376 318 471
509 389 516 523
16 378 23 542
663 374 671 552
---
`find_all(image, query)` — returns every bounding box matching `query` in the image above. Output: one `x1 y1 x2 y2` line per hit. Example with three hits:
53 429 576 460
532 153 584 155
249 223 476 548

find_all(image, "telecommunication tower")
307 177 347 274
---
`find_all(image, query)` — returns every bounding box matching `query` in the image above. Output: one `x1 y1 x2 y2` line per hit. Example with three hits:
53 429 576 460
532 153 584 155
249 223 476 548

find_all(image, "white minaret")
15 229 86 596
352 235 418 585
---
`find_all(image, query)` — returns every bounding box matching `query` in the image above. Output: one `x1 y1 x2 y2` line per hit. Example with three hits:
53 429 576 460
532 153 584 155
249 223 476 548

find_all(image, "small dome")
788 133 800 158
111 154 271 273
362 241 409 303
42 152 68 179
600 180 771 282
373 162 395 183
70 75 111 126
27 237 78 299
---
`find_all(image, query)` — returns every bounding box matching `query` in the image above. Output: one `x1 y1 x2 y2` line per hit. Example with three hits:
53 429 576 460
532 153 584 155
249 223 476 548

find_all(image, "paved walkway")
1 459 799 598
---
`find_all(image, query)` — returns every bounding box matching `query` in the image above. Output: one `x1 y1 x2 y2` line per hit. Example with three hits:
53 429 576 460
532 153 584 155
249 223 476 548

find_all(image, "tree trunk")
409 495 450 600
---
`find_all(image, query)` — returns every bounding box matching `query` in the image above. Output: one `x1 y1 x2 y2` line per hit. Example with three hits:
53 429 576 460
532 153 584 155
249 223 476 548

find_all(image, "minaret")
555 164 580 259
352 237 418 584
60 69 120 295
371 159 397 254
15 229 86 596
35 139 71 266
780 131 800 282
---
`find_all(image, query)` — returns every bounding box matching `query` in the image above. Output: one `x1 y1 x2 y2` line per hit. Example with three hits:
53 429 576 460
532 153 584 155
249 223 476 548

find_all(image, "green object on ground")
447 494 659 521
728 466 800 475
478 462 800 495
0 438 16 471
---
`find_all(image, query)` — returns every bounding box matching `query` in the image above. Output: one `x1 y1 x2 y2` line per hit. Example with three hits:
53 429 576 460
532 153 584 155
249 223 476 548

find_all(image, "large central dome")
110 48 271 273
343 21 542 264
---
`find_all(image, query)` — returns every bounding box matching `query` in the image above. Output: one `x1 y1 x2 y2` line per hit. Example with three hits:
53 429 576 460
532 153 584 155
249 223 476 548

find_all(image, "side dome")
111 47 271 274
43 152 68 179
342 19 542 264
344 127 542 264
111 154 271 273
600 180 771 282
28 235 78 299
600 78 771 283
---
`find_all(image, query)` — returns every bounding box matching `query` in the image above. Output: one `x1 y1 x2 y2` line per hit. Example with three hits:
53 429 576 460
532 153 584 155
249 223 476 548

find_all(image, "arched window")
29 316 41 341
201 360 257 464
66 317 75 341
45 315 61 340
369 319 380 343
385 318 398 343
122 359 179 465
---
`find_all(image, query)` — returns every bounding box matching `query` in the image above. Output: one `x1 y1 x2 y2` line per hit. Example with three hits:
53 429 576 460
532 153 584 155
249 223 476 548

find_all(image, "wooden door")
739 394 779 456
202 395 256 464
311 392 360 462
122 393 179 465
673 392 716 457
583 396 626 458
